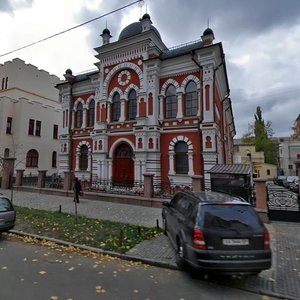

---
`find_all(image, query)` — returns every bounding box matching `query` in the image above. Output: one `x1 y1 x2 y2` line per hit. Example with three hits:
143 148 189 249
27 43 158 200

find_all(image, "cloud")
0 0 33 14
1 0 299 138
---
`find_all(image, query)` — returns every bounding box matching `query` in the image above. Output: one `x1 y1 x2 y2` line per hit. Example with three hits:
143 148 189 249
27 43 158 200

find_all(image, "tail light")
193 227 206 249
264 230 270 250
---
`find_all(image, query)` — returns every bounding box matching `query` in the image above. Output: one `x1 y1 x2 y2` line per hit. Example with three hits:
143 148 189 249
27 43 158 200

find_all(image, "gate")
267 186 300 222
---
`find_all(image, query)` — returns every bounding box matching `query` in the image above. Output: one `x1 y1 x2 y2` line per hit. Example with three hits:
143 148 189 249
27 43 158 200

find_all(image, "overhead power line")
0 0 143 58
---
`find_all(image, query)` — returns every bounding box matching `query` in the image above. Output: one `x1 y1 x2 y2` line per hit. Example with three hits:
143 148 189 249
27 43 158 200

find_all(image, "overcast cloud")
1 0 299 138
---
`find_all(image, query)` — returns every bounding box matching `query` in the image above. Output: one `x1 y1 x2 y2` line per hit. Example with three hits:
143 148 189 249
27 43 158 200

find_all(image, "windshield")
0 197 13 212
199 204 262 231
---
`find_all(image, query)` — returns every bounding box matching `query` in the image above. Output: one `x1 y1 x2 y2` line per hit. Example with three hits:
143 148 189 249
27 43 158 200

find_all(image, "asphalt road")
0 233 277 300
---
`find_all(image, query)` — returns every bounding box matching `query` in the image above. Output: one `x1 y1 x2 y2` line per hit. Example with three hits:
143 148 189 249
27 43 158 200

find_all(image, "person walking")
73 177 82 203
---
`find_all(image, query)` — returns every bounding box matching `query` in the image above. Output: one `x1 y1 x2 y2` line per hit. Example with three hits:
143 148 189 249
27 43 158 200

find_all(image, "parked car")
290 178 299 193
283 176 298 189
274 176 286 186
0 196 16 234
162 190 272 275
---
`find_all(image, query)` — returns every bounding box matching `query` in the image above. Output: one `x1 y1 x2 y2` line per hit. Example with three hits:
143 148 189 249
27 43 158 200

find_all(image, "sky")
1 0 300 138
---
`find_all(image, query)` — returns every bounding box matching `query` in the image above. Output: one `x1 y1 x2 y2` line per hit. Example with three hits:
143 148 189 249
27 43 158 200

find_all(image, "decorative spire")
202 26 215 46
101 25 112 45
140 12 152 32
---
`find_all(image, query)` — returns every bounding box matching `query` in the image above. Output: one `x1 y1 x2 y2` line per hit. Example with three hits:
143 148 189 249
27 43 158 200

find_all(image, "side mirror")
162 201 171 207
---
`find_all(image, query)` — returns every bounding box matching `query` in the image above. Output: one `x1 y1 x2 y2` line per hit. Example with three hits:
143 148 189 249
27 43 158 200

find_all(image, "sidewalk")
1 188 300 300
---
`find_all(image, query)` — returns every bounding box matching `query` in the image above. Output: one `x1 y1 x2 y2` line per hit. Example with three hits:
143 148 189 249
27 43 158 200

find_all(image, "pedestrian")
73 177 82 203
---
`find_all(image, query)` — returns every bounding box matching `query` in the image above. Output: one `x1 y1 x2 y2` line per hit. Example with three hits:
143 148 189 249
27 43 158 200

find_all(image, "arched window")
52 151 57 168
4 148 9 158
26 149 39 167
128 89 137 120
174 141 188 174
79 145 88 170
112 92 121 122
165 85 176 119
185 81 198 116
88 99 95 127
75 102 83 128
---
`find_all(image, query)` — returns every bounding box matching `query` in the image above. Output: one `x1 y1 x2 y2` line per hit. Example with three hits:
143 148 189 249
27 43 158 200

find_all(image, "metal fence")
46 174 63 189
89 178 193 198
90 179 144 195
22 174 63 189
15 174 192 198
267 185 300 222
22 175 38 187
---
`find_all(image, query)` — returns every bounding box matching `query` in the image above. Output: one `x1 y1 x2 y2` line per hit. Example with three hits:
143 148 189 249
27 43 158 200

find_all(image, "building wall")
57 15 235 188
233 142 277 180
0 58 62 176
278 138 300 176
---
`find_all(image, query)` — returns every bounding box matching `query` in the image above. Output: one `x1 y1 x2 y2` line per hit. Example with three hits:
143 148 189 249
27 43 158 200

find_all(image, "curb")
9 229 178 271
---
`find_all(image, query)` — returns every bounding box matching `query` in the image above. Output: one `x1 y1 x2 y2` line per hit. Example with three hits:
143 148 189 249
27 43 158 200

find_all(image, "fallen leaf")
39 271 47 275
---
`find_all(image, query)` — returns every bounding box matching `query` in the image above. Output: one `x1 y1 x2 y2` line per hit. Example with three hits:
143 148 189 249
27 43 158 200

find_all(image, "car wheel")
176 238 187 271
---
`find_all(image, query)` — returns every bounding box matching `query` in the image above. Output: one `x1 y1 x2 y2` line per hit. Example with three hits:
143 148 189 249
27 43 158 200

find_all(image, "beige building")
0 58 62 176
233 141 277 180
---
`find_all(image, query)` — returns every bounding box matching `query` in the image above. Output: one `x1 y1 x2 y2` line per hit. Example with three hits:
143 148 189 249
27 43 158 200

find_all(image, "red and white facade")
56 14 235 190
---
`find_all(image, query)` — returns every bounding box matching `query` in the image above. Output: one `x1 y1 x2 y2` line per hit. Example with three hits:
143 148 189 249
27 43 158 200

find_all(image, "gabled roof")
208 164 250 175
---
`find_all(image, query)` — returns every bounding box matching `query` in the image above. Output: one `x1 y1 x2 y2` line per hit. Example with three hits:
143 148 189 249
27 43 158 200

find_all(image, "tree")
242 106 278 165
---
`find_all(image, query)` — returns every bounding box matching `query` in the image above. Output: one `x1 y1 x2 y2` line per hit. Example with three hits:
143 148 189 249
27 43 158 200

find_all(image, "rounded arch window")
26 149 39 167
79 145 89 170
174 141 188 174
185 81 198 116
75 102 83 128
88 99 95 127
4 148 9 158
52 151 57 168
112 92 121 122
115 143 134 158
128 89 137 120
166 84 176 119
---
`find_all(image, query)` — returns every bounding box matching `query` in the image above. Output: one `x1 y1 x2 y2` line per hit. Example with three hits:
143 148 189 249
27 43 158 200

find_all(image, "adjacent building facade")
233 141 277 180
56 14 235 190
277 137 300 176
0 58 62 176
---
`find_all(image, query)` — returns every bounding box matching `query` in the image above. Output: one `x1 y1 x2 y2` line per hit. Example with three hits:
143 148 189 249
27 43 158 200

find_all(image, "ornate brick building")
56 14 235 190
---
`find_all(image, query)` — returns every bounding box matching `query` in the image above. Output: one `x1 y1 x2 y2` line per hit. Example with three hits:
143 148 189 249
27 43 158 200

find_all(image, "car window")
198 204 262 230
0 197 13 212
176 198 193 215
170 194 181 207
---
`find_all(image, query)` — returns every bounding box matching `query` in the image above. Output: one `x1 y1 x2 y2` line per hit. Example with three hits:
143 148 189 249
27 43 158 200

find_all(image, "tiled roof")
208 164 251 175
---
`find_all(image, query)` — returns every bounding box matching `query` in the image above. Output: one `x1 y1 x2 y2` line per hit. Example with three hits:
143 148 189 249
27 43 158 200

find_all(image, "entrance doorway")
112 143 134 187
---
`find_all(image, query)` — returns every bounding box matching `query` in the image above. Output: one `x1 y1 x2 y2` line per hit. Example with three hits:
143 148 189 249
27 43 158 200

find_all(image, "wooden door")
113 143 134 186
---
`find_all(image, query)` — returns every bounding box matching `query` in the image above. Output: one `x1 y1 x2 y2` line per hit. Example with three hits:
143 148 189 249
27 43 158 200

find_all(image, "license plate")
223 239 249 246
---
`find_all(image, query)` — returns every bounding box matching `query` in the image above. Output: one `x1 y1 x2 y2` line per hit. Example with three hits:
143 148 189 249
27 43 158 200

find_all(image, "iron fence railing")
90 179 144 195
45 174 63 189
22 175 38 187
89 178 193 198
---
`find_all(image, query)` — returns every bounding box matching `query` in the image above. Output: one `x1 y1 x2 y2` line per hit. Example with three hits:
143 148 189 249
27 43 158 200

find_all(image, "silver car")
0 195 16 234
